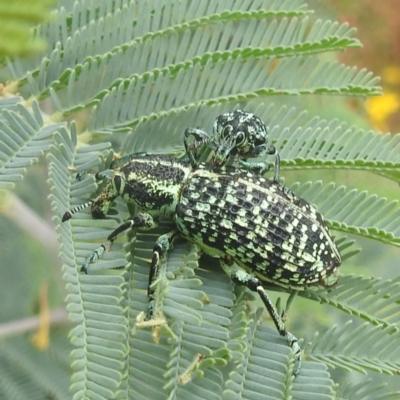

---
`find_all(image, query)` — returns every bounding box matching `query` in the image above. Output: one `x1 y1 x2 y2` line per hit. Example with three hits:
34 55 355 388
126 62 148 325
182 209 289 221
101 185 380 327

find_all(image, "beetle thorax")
120 157 191 216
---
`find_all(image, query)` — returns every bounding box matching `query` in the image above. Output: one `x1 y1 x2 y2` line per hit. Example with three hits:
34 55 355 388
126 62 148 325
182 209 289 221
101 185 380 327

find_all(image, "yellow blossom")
366 91 400 131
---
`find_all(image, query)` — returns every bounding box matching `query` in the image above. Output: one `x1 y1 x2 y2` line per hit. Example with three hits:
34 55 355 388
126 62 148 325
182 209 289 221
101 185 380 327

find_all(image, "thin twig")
1 191 59 256
0 308 69 339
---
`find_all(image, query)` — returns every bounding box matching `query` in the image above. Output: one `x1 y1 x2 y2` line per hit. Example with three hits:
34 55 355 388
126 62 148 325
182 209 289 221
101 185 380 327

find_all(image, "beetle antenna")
62 200 94 222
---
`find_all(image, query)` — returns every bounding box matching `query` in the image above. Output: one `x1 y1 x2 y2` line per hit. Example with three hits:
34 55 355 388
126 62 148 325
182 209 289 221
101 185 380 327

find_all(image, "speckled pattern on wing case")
175 163 341 288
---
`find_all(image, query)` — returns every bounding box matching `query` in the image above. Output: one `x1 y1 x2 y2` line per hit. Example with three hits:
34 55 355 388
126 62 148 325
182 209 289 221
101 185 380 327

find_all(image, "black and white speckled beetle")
184 110 281 182
62 153 341 376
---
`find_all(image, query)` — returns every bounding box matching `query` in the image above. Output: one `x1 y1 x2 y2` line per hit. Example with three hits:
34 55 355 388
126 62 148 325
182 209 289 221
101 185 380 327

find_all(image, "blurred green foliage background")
1 1 400 398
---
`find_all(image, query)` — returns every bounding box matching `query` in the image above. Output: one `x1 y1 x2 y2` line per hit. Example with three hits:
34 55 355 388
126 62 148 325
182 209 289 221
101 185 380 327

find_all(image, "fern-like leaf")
300 274 400 327
336 379 400 400
0 100 64 188
306 321 400 375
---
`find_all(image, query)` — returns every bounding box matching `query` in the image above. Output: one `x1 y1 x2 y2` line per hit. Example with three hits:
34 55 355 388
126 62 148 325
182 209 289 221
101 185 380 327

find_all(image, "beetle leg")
266 145 281 184
80 213 159 273
146 230 180 320
220 259 301 376
184 127 215 168
237 159 271 175
232 144 280 179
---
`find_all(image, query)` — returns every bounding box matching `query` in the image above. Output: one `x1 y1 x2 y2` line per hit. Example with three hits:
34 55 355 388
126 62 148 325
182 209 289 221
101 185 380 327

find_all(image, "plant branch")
1 191 60 260
0 308 69 339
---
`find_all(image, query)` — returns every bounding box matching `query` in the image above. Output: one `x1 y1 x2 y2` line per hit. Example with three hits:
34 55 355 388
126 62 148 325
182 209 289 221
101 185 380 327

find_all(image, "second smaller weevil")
63 153 341 376
184 110 281 182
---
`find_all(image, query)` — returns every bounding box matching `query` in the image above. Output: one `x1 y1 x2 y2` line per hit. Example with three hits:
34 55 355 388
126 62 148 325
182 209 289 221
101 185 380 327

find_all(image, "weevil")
63 153 341 375
184 110 280 181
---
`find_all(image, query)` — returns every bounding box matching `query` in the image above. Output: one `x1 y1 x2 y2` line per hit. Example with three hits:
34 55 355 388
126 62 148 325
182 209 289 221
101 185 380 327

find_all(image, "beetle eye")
221 126 232 138
235 132 245 146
